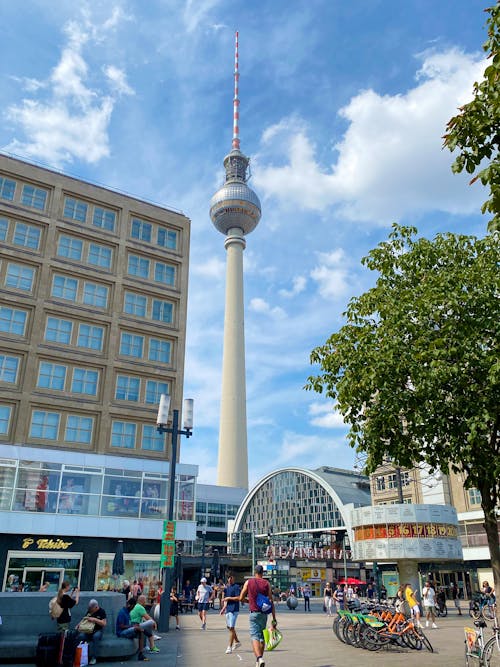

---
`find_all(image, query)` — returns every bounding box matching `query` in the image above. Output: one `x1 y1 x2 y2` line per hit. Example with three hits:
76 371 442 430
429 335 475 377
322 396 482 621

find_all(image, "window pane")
5 264 35 291
0 307 27 335
152 300 173 323
65 415 93 444
63 197 87 222
157 228 177 250
0 217 8 240
13 222 40 249
128 255 150 278
124 292 147 317
88 243 112 268
77 324 104 351
52 275 78 301
145 381 169 405
142 425 165 452
120 333 143 358
115 375 140 401
37 362 66 390
45 317 73 344
83 282 108 308
131 218 152 242
0 356 19 383
148 339 171 363
0 405 12 434
57 235 83 260
30 411 60 439
71 368 98 395
0 177 16 201
21 185 47 210
93 207 115 231
111 421 136 449
154 262 175 286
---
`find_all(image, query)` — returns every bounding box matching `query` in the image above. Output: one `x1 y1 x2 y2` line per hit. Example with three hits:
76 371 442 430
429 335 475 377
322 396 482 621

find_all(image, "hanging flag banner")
161 520 176 568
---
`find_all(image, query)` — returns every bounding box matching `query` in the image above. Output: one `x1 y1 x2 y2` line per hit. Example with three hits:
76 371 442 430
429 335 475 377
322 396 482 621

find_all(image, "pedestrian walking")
450 581 462 615
238 564 277 667
220 574 242 654
422 580 438 628
302 584 311 612
323 582 334 616
195 577 214 630
405 583 422 628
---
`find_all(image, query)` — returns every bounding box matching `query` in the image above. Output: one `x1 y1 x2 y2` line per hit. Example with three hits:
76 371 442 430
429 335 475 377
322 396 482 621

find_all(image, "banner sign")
161 520 176 568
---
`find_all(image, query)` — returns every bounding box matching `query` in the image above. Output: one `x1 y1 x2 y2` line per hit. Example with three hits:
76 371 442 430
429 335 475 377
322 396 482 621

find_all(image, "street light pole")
156 395 193 633
200 527 207 581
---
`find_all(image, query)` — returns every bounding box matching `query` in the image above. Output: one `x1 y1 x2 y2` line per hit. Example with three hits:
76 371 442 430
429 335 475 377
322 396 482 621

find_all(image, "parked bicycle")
435 598 448 617
470 594 496 621
464 616 500 666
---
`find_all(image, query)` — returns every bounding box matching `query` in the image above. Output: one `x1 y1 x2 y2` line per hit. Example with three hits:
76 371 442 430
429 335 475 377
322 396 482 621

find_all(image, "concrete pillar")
216 227 248 489
398 559 420 596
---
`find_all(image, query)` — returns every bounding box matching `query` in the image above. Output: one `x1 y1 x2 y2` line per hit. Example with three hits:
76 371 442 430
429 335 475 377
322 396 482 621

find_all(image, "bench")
0 591 137 662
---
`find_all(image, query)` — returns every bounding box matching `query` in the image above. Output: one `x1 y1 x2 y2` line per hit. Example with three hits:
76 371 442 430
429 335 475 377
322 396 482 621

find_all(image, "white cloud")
103 65 134 96
277 430 343 466
183 0 222 33
254 48 486 224
310 248 352 300
249 297 286 320
279 275 306 298
308 402 346 428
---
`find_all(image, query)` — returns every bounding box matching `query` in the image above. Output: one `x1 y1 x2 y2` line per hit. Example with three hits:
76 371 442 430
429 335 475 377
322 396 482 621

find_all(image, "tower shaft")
216 228 248 489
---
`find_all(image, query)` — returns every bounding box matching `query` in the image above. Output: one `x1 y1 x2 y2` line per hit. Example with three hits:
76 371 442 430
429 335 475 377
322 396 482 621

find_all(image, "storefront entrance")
3 551 82 592
23 567 64 592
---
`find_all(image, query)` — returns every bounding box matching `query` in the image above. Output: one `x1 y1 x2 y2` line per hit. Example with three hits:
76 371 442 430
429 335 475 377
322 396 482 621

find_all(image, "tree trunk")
479 481 500 626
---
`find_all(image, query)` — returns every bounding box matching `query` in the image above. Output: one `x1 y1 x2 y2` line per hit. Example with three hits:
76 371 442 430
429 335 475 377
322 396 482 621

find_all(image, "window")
145 380 169 405
5 264 35 291
0 217 8 240
0 307 27 336
152 299 173 323
88 243 112 269
468 488 482 505
0 177 16 201
157 228 177 250
93 207 115 231
120 332 144 358
148 338 171 364
65 415 94 444
0 355 19 383
124 292 147 317
400 471 410 486
71 368 99 395
154 262 175 286
63 197 87 222
13 222 41 249
376 476 386 491
45 317 73 344
142 425 164 452
30 410 60 439
115 375 140 401
131 218 152 242
0 405 12 434
21 184 47 210
83 282 108 308
52 275 77 301
37 362 66 390
77 324 104 351
57 235 83 260
111 421 136 449
128 254 150 278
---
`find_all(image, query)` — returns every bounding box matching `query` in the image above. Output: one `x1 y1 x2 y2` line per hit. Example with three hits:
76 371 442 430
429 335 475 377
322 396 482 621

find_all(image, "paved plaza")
9 598 480 667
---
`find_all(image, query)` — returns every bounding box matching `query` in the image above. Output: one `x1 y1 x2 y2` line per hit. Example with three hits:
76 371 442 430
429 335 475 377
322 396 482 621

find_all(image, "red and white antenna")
232 31 240 150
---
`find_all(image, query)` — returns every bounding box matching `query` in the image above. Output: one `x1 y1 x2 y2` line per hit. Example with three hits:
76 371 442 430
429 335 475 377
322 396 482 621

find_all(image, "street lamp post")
156 394 193 633
200 527 207 581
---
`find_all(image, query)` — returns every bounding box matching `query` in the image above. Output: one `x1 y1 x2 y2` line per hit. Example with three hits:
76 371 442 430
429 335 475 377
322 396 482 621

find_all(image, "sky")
0 0 491 487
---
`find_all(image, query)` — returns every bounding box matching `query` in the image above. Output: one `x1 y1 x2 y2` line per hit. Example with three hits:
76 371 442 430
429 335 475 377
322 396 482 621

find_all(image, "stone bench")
0 591 137 661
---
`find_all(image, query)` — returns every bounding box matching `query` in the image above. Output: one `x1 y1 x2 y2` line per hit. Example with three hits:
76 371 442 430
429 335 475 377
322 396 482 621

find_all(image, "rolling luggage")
35 632 63 667
61 629 80 667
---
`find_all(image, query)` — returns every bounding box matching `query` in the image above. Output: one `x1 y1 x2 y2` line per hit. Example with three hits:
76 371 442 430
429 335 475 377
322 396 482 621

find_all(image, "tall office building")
0 152 197 592
210 33 261 490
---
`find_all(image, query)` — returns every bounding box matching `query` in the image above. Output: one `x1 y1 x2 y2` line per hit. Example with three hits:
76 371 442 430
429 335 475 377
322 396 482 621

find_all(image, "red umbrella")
338 577 364 585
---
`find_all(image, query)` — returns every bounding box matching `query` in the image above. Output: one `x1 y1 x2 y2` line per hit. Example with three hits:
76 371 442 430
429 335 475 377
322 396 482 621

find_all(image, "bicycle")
464 616 500 666
470 594 496 621
435 599 448 617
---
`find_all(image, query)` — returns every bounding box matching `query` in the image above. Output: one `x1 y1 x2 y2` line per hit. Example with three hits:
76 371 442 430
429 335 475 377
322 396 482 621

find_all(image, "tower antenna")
232 31 240 150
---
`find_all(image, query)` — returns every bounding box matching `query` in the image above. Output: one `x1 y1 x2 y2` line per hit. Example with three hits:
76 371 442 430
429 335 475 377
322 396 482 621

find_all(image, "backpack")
256 592 272 614
49 596 63 620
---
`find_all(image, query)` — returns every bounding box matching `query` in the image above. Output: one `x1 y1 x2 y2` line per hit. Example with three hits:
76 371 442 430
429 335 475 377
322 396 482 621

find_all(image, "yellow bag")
263 627 282 651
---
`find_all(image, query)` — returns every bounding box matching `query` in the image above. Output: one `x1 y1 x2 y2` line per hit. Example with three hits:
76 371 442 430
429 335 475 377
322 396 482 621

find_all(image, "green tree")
306 225 500 598
443 3 500 232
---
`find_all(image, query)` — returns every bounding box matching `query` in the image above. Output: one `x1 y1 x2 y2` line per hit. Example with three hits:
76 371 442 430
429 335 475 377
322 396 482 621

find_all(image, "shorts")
249 611 267 642
423 605 435 613
453 599 461 608
411 604 420 614
118 627 138 639
225 611 238 629
197 602 209 611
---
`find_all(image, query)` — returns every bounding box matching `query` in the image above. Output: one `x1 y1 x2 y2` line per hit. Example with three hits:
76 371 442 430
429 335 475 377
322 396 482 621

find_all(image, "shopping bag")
263 627 283 651
73 642 89 667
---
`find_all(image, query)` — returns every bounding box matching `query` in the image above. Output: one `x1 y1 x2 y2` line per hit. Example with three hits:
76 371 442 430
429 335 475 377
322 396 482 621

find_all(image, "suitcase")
35 632 63 667
61 629 80 667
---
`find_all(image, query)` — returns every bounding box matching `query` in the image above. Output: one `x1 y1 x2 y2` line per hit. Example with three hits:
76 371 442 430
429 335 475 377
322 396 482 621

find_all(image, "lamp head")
157 394 171 426
183 398 194 430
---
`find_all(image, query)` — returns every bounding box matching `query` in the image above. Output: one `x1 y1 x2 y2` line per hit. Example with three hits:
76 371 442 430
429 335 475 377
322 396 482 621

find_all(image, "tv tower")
210 32 261 489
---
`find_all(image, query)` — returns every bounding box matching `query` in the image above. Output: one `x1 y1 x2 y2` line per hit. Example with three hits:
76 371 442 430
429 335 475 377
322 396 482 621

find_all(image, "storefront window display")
95 554 162 603
4 551 81 592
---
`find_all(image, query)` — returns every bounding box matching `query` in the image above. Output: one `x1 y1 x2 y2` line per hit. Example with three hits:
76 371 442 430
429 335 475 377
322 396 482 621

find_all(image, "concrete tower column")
217 228 248 488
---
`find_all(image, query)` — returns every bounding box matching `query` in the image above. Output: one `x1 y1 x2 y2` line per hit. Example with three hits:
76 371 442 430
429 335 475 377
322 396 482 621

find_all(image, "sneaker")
202 623 206 630
138 654 150 662
153 634 162 640
258 658 266 667
425 621 429 627
89 660 96 666
225 647 232 654
150 647 160 653
232 641 241 650
432 623 438 629
176 625 180 631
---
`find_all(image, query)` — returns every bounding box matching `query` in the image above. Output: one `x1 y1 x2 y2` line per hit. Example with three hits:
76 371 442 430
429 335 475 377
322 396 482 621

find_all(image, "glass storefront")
95 554 162 604
3 551 82 592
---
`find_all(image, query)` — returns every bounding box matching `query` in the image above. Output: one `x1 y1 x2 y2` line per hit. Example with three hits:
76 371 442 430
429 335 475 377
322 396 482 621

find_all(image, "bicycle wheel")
484 635 500 667
470 602 480 620
332 615 344 642
402 629 423 650
483 605 496 621
358 625 383 651
417 630 434 653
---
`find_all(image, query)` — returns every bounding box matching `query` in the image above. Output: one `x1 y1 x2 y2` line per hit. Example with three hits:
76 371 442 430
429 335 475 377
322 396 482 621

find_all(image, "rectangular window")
148 338 171 364
145 380 169 405
0 177 16 201
376 476 386 491
0 355 19 383
30 410 60 439
45 317 73 344
83 282 108 308
93 207 115 231
152 299 173 323
128 254 150 278
52 274 78 301
21 184 47 210
71 368 99 395
468 488 482 505
115 375 140 401
13 222 41 249
157 228 177 250
111 421 136 449
0 217 8 240
77 324 104 351
124 292 147 317
387 474 397 489
142 425 165 452
37 362 66 390
57 235 83 260
88 243 112 269
65 415 94 444
131 218 152 242
5 264 35 291
154 262 175 286
0 404 12 434
63 197 88 222
0 307 27 336
120 332 144 358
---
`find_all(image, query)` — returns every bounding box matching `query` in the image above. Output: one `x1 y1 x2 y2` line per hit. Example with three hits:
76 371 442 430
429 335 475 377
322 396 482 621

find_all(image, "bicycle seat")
474 620 487 628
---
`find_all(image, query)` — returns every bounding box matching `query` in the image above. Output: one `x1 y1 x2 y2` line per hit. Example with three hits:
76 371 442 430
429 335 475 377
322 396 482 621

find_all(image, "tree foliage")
443 4 500 232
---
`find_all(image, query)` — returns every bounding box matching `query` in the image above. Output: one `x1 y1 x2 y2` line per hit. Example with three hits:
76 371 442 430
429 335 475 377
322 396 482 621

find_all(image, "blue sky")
0 1 490 487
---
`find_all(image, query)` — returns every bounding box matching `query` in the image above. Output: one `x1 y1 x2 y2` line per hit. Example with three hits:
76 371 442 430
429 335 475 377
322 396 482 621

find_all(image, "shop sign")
161 520 176 568
22 537 73 550
265 545 351 561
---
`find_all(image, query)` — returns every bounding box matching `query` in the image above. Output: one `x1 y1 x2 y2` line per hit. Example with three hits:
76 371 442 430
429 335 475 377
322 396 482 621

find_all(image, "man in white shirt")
422 581 437 628
195 577 214 630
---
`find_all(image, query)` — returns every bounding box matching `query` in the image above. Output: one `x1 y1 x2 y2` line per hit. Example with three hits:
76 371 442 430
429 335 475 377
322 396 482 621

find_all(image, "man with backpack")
236 565 277 667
